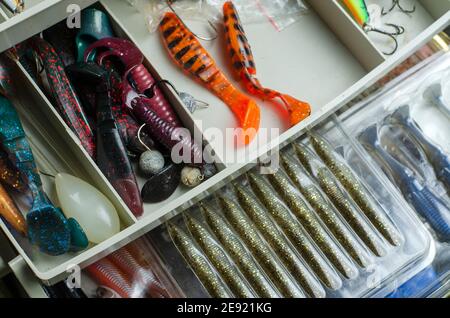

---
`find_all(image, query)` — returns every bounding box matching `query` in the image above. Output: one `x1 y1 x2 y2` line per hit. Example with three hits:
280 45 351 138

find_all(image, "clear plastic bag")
204 0 308 31
126 0 309 33
126 0 203 33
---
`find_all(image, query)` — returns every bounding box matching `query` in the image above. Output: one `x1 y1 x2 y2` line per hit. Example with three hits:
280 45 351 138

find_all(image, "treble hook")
364 23 405 55
382 0 416 16
166 0 218 41
364 23 403 55
364 23 405 36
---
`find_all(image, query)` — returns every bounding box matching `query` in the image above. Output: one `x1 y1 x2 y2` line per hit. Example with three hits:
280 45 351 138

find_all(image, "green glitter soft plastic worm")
184 214 255 298
316 167 386 257
266 170 357 279
201 204 280 298
218 196 305 298
234 184 325 298
247 172 341 290
307 133 402 247
281 154 370 268
167 222 231 298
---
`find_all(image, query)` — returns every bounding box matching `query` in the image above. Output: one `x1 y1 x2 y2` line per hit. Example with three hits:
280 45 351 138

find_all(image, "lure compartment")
1 2 231 284
16 3 226 220
103 0 450 169
0 59 137 284
336 0 450 58
428 273 450 298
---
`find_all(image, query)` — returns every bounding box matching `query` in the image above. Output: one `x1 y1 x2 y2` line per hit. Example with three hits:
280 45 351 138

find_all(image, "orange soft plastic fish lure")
159 12 260 145
0 183 26 235
223 1 311 126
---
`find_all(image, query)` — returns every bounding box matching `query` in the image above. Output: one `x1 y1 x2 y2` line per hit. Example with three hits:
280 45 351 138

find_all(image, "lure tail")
223 1 311 127
159 12 260 145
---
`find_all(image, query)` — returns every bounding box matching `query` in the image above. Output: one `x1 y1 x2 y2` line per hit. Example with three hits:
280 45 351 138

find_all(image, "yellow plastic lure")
341 0 405 55
343 0 370 27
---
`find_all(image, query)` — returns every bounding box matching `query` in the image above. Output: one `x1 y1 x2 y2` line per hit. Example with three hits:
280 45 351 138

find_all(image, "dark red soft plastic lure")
84 37 181 128
124 88 203 166
28 36 95 157
67 62 144 217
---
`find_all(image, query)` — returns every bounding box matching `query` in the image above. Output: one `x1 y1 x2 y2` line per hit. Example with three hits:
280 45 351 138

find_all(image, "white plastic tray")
0 0 448 286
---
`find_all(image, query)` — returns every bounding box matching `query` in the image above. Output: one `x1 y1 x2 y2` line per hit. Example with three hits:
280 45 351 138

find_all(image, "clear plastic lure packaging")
126 0 309 33
322 51 450 298
147 134 434 298
80 237 184 298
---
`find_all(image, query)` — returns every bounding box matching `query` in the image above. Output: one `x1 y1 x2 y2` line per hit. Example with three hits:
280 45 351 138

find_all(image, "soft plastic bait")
222 1 311 126
159 12 260 145
29 36 96 158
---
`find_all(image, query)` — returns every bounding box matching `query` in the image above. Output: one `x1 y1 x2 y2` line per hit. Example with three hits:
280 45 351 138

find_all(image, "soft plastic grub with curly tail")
84 37 182 128
223 1 311 126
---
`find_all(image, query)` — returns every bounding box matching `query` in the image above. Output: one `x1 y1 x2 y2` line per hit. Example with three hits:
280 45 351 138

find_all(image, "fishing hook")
382 0 416 16
137 124 152 151
364 23 404 55
166 0 218 41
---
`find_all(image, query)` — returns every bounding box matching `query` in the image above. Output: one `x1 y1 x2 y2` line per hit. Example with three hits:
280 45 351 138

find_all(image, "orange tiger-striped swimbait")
159 12 260 145
223 1 311 126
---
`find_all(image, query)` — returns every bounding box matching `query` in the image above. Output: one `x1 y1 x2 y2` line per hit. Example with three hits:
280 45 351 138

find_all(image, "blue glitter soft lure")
387 105 450 193
359 125 450 241
0 96 87 255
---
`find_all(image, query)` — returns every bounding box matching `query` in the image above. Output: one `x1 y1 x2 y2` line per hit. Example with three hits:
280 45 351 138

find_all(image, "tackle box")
0 0 449 297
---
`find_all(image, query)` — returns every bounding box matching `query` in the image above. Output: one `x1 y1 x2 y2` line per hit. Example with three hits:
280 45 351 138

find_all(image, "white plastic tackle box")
0 0 449 297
